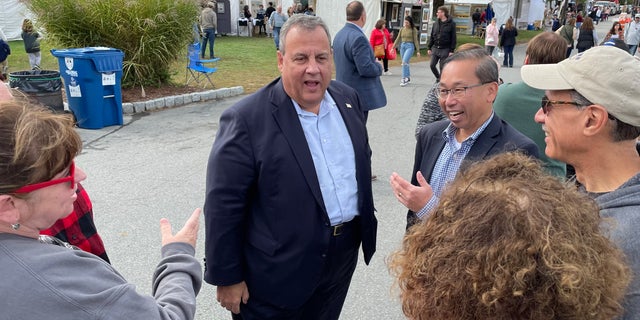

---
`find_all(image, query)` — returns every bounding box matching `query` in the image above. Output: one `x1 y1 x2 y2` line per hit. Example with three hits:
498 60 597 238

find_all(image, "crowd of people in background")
546 6 640 57
4 1 640 319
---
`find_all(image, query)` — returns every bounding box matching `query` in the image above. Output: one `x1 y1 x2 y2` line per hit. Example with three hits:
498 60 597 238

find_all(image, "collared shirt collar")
292 91 333 116
347 21 366 35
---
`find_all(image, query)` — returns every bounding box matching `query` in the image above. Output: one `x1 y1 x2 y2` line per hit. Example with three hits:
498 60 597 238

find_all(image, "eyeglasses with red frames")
13 161 75 194
540 96 583 114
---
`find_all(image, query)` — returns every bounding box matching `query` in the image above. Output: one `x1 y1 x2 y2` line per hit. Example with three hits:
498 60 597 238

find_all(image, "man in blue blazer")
333 1 386 123
204 15 377 320
390 48 539 229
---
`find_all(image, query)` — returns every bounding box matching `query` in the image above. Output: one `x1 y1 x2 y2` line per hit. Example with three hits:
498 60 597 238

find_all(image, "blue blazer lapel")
269 79 327 214
466 115 500 160
419 121 448 182
423 140 445 182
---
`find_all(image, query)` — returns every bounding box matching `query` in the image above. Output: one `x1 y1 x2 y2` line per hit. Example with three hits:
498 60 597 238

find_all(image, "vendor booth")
444 0 493 35
442 0 545 34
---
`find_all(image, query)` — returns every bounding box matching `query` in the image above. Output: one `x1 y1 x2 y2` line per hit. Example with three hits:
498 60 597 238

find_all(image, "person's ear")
0 195 20 225
583 105 610 137
486 81 499 103
277 50 284 72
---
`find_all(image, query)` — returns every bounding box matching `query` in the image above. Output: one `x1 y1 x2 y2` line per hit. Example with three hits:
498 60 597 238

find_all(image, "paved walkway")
76 21 615 320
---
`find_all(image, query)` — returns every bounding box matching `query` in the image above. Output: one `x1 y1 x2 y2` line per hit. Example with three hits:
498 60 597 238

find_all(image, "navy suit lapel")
466 115 500 160
269 79 328 215
421 123 447 182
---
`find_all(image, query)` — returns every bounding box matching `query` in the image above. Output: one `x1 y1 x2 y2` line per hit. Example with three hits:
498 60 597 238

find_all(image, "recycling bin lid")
51 47 124 73
51 47 123 58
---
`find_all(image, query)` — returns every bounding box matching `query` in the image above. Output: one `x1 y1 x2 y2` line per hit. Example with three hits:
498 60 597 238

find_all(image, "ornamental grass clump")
26 0 199 88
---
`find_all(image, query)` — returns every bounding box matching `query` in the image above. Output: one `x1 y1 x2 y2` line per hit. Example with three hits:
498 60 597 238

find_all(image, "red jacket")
369 27 392 48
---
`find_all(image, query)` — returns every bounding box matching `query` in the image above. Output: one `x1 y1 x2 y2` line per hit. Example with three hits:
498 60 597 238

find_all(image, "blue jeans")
201 28 216 58
502 45 514 67
629 44 638 56
273 27 281 49
400 42 414 79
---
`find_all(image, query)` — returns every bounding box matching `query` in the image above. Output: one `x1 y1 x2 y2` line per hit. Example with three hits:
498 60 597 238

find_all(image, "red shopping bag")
386 43 397 60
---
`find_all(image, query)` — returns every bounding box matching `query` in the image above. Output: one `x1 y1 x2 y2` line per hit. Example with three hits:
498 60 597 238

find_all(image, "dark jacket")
333 22 386 111
472 11 481 23
428 17 457 52
265 6 275 18
21 31 40 53
0 39 10 62
499 27 518 47
407 115 539 228
204 78 377 309
576 29 595 50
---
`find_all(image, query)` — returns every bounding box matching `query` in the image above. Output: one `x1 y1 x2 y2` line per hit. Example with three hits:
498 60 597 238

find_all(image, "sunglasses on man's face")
540 96 583 114
13 161 75 194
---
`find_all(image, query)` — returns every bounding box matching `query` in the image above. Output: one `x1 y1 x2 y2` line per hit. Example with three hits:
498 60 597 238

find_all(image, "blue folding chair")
186 42 220 88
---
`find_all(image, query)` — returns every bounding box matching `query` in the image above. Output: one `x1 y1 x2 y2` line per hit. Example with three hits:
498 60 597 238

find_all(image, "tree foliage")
26 0 199 87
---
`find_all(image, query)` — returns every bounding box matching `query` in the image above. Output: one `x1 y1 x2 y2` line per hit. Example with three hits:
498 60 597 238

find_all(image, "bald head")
346 1 365 22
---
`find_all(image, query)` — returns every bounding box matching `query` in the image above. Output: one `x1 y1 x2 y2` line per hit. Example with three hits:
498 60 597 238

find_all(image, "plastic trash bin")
8 70 64 112
51 47 124 129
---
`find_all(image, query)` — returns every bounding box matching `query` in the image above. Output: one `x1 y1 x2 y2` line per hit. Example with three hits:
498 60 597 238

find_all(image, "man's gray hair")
279 15 331 55
442 48 499 84
570 91 640 141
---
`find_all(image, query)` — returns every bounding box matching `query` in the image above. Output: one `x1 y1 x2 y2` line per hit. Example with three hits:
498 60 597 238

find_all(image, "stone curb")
121 86 244 114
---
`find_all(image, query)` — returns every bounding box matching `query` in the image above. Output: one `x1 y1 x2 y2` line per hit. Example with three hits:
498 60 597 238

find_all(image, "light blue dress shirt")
292 92 359 226
416 113 495 219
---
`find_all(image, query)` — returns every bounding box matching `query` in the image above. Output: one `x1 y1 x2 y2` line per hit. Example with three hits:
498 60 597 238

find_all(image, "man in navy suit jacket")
204 14 377 320
390 48 539 229
333 1 386 123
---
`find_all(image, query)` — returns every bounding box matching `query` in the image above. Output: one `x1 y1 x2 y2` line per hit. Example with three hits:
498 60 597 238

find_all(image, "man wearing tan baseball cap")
521 45 640 318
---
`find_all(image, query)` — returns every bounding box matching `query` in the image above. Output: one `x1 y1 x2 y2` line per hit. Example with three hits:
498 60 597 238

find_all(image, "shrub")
26 0 199 88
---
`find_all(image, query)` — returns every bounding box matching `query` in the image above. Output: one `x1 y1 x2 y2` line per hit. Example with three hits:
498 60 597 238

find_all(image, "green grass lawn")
6 29 541 94
7 35 282 94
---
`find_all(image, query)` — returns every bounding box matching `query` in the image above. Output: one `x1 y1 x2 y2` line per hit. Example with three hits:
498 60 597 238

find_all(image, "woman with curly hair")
389 152 630 320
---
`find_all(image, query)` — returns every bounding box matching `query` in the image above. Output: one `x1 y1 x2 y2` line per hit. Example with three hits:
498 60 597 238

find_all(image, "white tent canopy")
316 0 380 41
236 0 381 40
0 0 37 41
527 0 545 26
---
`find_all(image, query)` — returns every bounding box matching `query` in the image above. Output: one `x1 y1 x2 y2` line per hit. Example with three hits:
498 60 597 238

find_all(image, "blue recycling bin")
51 47 124 129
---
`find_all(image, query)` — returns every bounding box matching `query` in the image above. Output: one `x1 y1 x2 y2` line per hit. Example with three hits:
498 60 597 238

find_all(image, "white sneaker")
383 71 392 76
400 78 407 87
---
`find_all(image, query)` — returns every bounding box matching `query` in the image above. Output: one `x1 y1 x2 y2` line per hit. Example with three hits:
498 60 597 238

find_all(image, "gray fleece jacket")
0 234 202 319
595 173 640 319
